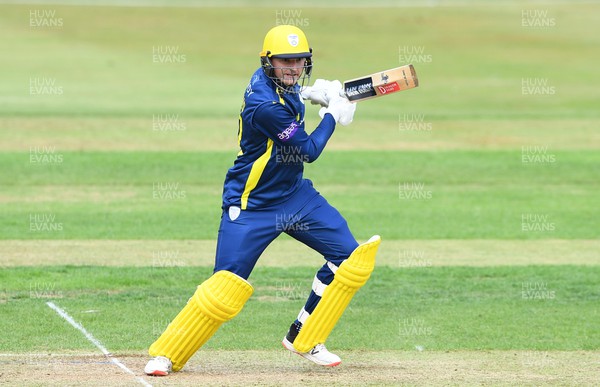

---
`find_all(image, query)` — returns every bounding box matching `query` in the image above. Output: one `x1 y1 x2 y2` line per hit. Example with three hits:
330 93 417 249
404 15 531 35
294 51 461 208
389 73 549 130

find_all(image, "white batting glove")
300 86 327 106
319 96 357 126
337 99 357 126
301 79 343 107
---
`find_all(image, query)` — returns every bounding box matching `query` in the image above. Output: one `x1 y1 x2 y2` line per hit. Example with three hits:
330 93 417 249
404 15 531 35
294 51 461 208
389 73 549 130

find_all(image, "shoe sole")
145 370 169 376
281 339 341 367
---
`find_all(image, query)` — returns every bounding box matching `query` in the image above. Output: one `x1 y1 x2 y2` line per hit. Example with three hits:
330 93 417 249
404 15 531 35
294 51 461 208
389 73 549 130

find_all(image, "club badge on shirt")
228 206 241 221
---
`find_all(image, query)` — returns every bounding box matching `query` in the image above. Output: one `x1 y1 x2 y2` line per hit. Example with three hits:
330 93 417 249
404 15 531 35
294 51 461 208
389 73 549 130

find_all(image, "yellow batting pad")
293 235 381 353
149 270 253 371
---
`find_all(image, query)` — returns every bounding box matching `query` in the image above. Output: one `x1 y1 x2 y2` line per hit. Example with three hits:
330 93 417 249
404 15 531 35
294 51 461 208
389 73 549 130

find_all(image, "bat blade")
343 64 418 102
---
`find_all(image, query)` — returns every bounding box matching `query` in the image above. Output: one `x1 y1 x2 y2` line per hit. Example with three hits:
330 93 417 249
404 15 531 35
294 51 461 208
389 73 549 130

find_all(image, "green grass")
1 265 598 353
1 150 598 239
1 2 599 365
1 4 599 120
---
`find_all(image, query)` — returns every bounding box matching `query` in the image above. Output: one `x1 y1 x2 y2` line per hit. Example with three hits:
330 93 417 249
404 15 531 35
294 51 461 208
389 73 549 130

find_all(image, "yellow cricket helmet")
259 25 312 59
259 25 313 93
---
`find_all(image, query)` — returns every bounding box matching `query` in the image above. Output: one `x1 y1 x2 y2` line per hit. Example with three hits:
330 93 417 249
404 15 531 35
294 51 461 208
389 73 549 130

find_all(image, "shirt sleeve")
252 102 336 163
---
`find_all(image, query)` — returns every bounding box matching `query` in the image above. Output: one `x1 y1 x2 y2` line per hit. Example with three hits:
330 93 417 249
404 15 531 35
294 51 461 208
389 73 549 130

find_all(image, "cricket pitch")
2 350 598 386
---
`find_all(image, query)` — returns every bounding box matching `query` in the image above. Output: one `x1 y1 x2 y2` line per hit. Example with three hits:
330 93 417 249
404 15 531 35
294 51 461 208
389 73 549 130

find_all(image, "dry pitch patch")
2 350 598 386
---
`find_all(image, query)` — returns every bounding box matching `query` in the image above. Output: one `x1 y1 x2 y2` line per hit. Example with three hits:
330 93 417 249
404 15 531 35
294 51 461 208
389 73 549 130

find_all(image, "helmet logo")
287 34 299 47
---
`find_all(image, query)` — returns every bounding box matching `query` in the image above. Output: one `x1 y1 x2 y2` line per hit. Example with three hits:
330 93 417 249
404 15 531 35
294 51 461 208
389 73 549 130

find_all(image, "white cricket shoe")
144 356 172 376
282 337 341 367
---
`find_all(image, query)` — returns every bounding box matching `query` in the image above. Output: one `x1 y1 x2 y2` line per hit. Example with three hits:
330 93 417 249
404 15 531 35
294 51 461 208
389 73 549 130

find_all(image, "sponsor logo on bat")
344 77 377 101
401 69 409 86
346 82 373 97
377 82 401 95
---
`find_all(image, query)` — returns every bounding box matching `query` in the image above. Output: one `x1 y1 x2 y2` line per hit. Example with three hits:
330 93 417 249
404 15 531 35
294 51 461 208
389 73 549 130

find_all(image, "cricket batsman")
145 24 381 376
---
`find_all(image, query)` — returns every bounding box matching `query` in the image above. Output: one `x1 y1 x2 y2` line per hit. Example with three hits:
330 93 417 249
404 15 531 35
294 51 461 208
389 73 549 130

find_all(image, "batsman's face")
271 57 306 86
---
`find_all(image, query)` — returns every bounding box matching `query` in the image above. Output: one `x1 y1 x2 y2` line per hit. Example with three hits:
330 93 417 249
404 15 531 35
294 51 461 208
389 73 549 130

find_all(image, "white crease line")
0 353 101 357
46 301 152 387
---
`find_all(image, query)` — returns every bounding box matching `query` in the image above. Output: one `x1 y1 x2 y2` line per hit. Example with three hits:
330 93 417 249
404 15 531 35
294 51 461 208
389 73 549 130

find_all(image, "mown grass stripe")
1 239 599 267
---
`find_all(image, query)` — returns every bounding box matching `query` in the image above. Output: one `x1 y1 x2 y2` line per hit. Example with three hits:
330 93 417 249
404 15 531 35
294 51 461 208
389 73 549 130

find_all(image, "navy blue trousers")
214 179 358 319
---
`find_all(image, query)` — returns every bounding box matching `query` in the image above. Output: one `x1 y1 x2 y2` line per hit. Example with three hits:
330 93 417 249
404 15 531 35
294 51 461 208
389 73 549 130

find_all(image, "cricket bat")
342 64 418 102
